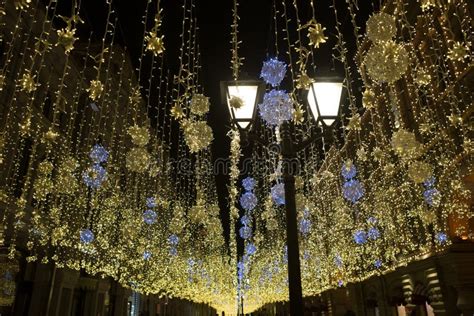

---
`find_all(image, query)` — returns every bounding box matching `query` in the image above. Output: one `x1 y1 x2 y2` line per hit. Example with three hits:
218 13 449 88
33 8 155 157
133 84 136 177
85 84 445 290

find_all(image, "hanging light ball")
246 243 257 256
260 58 287 87
240 192 258 211
239 226 252 240
89 144 109 163
299 218 312 236
146 197 157 208
168 234 179 246
258 90 294 127
80 228 94 244
365 40 409 83
82 164 107 189
143 209 157 225
343 179 365 203
242 177 256 191
366 12 397 43
424 188 441 207
143 250 152 260
240 215 251 226
367 227 380 240
182 120 214 153
341 160 357 180
271 183 285 206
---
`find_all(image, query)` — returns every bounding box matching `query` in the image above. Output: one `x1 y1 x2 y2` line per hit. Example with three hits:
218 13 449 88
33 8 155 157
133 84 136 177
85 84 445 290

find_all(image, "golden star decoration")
19 72 37 93
146 32 165 56
296 72 313 90
307 21 328 48
87 80 104 101
57 27 78 53
171 103 185 120
293 104 305 125
448 42 469 62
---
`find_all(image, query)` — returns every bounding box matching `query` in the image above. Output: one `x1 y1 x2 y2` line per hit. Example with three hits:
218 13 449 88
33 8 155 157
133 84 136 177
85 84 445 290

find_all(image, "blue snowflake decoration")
80 228 94 244
368 227 380 240
424 188 441 207
89 144 109 163
242 177 256 191
436 232 448 244
258 90 294 126
374 259 382 269
343 179 365 203
240 192 258 211
337 280 344 287
283 246 288 264
271 183 285 205
260 58 287 87
82 164 107 189
299 218 312 236
423 176 436 188
239 225 252 239
240 215 251 226
169 247 178 256
246 243 257 256
341 162 357 180
146 197 157 208
143 250 152 260
334 254 343 267
168 234 179 246
303 250 311 261
143 209 157 225
353 230 367 244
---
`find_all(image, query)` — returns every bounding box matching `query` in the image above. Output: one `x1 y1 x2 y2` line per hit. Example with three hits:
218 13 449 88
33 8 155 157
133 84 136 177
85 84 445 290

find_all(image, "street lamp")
221 77 343 316
220 80 266 130
307 79 343 127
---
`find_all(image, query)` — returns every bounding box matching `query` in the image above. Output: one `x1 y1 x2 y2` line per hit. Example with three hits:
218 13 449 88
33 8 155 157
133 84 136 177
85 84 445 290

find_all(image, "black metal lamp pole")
280 122 303 316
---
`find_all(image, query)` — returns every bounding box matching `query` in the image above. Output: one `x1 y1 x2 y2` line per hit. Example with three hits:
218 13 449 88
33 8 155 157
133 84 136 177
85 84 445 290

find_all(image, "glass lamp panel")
311 82 343 126
227 85 259 129
307 87 319 124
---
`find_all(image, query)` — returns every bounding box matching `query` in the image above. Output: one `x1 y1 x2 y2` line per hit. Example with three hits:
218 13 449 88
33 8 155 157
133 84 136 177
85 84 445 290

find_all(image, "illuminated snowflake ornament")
259 90 294 126
260 58 287 87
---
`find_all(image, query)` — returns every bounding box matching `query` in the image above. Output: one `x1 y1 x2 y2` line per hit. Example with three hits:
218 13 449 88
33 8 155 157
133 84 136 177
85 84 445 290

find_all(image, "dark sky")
74 0 377 250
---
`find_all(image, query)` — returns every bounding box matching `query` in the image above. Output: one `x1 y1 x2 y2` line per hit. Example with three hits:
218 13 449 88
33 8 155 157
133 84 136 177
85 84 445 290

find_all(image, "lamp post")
222 77 343 316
